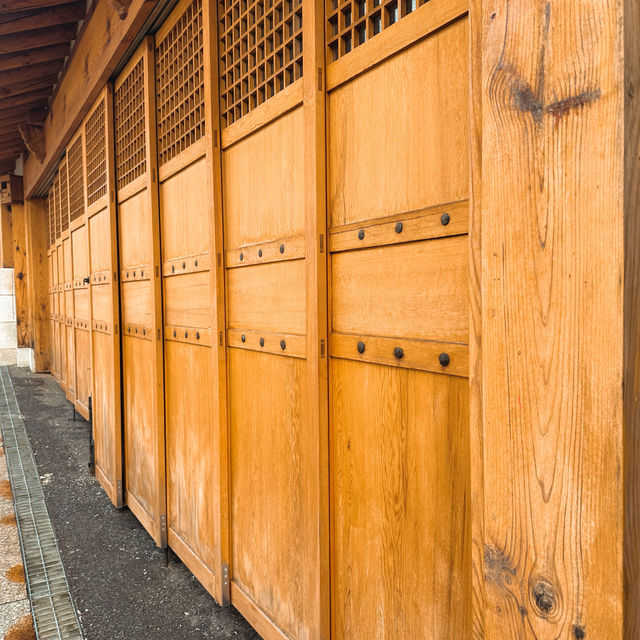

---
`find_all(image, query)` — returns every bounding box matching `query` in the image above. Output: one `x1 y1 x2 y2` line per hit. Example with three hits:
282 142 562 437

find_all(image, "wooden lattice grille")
45 191 52 248
60 158 69 234
54 172 61 241
327 0 429 61
219 0 303 127
115 58 146 190
68 135 85 223
85 99 107 205
156 0 205 165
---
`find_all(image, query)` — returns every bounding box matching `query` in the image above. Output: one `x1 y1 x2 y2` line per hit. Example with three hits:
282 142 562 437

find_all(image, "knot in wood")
532 580 556 616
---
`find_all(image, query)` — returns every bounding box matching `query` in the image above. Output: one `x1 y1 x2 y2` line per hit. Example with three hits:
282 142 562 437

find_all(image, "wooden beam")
0 60 64 89
0 75 58 100
23 0 159 198
0 0 72 13
0 23 77 55
0 106 46 128
472 0 637 637
0 203 12 267
18 124 44 162
0 2 84 35
24 198 49 371
11 200 29 348
0 89 50 110
0 43 69 73
107 0 132 19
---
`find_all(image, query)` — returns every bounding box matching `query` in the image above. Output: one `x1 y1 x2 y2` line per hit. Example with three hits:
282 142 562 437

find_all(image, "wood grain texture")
330 358 470 639
327 18 469 228
222 107 304 249
331 237 469 343
24 198 50 371
624 0 640 636
229 348 317 639
11 202 29 348
478 1 625 637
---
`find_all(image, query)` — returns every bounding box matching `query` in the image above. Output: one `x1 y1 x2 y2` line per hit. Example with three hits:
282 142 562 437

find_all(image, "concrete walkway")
0 431 35 640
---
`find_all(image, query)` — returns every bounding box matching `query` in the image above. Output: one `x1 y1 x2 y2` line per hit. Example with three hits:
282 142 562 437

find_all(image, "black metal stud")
357 341 365 354
395 222 403 233
173 330 176 337
280 340 286 350
171 265 175 273
260 337 265 347
357 229 365 240
394 347 404 359
441 213 450 226
196 332 200 340
133 271 136 277
182 262 186 269
185 331 188 338
279 244 285 254
241 334 246 342
195 260 198 267
240 253 244 261
258 249 263 257
141 271 144 277
439 352 450 367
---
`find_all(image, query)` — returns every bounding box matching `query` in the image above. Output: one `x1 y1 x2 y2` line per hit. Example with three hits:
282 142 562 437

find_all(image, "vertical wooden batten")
202 0 231 606
472 0 638 637
25 198 50 372
302 0 330 635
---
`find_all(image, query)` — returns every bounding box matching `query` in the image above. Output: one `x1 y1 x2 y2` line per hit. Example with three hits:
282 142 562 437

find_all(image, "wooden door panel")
71 222 91 418
155 0 225 598
228 347 316 639
115 39 166 545
223 95 320 638
327 11 471 640
331 236 469 343
57 247 67 387
85 88 123 508
330 359 469 639
327 18 469 228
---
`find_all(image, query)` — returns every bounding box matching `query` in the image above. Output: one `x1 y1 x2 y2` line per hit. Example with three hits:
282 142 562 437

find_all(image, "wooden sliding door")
60 157 76 405
84 87 123 508
114 38 167 545
67 130 92 420
326 3 471 638
46 191 56 377
154 0 227 600
219 0 328 635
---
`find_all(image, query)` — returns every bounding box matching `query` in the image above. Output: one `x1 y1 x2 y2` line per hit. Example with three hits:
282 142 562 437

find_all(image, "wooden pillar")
471 0 639 638
11 202 29 349
0 203 12 268
24 198 50 372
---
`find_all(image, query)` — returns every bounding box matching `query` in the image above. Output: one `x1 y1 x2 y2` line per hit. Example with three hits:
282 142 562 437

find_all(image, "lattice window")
68 135 85 223
219 0 303 127
60 158 69 234
54 172 61 241
115 58 146 190
156 0 205 165
85 99 107 205
45 191 52 247
327 0 429 61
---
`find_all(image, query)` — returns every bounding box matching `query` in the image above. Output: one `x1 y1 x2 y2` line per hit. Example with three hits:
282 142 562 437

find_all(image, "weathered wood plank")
0 43 69 72
475 0 630 637
11 200 29 348
0 23 77 55
25 198 49 371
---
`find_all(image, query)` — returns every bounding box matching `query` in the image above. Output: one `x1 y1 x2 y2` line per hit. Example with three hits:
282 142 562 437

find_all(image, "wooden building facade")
3 0 640 637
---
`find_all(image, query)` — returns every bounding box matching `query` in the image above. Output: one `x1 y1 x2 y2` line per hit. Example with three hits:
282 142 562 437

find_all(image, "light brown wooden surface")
85 86 122 508
156 0 224 601
474 0 630 637
115 37 167 547
0 203 12 267
11 202 29 348
25 198 49 371
327 13 471 639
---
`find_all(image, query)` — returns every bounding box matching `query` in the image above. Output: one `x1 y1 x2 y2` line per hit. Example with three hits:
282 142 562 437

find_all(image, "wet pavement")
8 366 261 640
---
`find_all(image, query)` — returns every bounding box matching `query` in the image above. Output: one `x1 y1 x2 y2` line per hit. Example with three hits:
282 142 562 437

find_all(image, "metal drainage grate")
0 367 83 640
